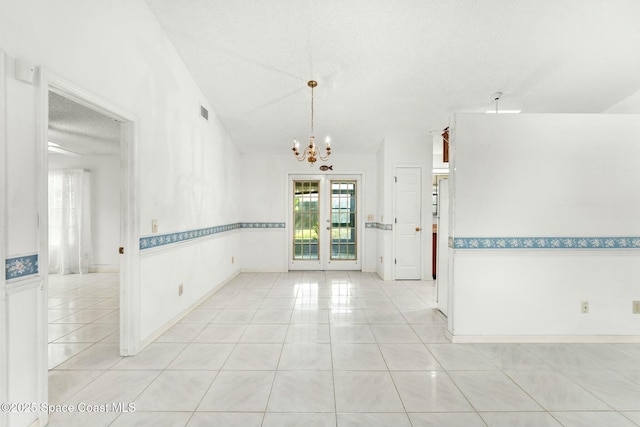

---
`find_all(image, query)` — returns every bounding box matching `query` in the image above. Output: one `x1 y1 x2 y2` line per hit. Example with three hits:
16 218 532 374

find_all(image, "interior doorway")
37 71 139 425
47 91 122 369
288 174 362 271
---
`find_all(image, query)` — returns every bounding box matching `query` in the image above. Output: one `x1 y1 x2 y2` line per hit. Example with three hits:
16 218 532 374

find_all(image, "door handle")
415 227 421 232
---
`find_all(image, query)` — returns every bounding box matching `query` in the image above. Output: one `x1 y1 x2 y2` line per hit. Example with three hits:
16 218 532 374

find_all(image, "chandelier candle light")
292 80 331 166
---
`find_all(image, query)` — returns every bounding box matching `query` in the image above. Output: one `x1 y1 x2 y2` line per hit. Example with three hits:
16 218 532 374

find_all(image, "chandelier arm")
318 149 331 161
293 148 308 162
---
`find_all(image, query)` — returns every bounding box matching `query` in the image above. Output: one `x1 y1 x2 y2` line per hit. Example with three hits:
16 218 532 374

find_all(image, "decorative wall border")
241 222 286 229
139 222 285 250
452 237 640 250
5 254 39 280
375 223 393 231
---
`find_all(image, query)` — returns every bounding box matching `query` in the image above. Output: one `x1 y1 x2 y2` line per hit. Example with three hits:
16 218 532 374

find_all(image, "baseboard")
138 270 241 351
89 265 119 273
448 334 640 344
240 267 287 273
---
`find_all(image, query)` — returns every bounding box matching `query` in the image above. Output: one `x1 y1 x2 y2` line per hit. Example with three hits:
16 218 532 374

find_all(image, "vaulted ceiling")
48 1 640 156
143 0 640 154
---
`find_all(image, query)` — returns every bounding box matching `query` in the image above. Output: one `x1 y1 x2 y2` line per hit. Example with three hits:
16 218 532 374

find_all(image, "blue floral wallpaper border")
241 222 286 229
140 222 286 250
375 223 393 231
5 254 39 280
452 236 640 250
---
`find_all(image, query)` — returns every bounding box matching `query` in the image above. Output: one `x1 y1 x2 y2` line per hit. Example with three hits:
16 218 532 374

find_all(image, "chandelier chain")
291 79 330 166
310 84 314 135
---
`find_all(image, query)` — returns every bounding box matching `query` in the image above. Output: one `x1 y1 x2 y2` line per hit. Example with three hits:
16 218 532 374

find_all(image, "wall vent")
200 105 209 120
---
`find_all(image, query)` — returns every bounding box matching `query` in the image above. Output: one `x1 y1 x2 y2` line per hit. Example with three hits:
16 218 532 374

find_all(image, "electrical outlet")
633 301 640 314
178 284 183 296
380 256 383 264
231 256 235 264
152 219 158 233
581 301 589 314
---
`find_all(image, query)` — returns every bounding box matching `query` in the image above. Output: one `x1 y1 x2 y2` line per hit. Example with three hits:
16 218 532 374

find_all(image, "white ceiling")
144 0 640 154
49 91 120 156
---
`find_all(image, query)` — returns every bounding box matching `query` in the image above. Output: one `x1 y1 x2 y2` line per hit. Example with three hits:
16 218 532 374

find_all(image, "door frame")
287 173 363 271
37 69 140 425
392 165 427 280
0 49 8 427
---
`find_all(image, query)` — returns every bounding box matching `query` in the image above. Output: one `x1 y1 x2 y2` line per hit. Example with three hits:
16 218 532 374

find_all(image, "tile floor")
47 271 640 427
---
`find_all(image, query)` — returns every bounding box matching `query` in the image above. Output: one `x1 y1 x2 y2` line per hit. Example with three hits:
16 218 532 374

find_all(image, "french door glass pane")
330 181 357 260
293 180 319 260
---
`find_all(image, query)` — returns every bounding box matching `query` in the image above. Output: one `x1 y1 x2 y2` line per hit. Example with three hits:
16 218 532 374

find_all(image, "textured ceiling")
48 91 120 156
50 1 640 156
144 0 640 154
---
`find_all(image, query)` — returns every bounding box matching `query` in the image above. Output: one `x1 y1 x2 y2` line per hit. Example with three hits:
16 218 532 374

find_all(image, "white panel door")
394 167 422 279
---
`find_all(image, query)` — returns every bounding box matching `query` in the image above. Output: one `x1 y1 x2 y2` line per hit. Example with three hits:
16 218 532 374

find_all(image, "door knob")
415 227 421 232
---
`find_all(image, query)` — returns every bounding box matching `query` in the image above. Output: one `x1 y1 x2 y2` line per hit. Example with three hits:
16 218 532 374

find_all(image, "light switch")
152 220 158 233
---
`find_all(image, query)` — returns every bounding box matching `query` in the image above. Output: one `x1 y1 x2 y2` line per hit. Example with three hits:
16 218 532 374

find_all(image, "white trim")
37 69 140 425
240 268 288 273
36 70 50 426
118 120 140 356
287 173 363 271
0 48 8 427
449 334 640 344
41 71 140 356
6 276 42 295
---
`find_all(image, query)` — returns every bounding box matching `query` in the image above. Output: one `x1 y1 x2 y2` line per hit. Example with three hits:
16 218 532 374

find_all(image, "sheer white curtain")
48 169 92 274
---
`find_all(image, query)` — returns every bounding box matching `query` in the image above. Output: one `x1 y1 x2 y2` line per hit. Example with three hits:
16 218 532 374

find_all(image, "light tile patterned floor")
47 272 640 427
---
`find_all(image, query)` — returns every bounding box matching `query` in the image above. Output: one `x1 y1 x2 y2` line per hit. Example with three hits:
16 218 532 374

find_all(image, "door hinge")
394 176 397 183
394 259 397 264
395 218 397 224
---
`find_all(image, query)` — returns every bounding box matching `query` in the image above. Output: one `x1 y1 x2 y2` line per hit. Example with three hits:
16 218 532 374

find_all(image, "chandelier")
292 80 331 166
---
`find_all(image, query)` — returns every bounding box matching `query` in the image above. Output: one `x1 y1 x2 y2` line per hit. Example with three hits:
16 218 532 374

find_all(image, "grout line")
47 272 640 426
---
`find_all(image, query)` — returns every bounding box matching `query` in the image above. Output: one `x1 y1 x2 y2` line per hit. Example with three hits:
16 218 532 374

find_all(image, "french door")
289 174 361 270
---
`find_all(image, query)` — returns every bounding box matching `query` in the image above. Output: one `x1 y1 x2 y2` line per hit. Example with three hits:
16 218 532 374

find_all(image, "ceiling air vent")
200 105 209 121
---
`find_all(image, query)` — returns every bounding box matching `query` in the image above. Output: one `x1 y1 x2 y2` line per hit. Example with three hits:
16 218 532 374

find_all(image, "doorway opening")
37 71 139 425
47 91 122 370
288 174 361 271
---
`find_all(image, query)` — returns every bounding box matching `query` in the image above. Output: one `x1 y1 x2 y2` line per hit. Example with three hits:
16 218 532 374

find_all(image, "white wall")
240 152 378 272
376 135 433 280
604 88 640 113
49 154 120 272
1 2 242 425
449 113 640 340
3 53 42 427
